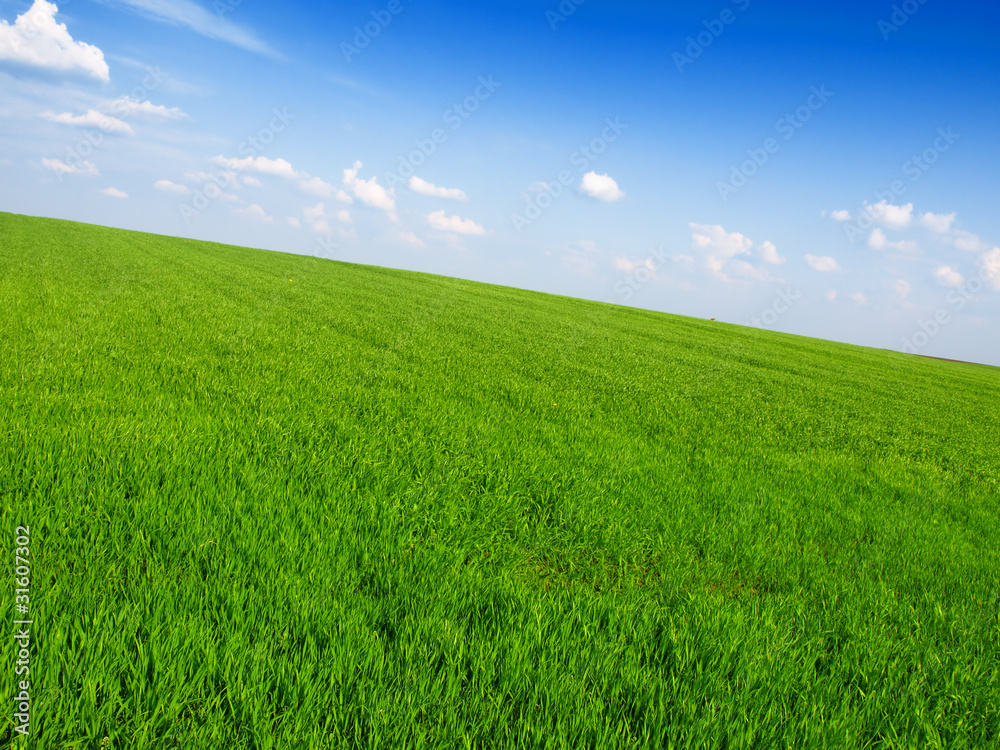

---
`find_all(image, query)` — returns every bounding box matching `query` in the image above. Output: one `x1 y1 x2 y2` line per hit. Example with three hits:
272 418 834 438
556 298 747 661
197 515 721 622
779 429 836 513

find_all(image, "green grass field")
1 211 998 749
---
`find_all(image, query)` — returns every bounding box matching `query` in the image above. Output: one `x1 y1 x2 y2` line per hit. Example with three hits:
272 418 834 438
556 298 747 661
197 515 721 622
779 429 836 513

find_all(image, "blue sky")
2 0 998 364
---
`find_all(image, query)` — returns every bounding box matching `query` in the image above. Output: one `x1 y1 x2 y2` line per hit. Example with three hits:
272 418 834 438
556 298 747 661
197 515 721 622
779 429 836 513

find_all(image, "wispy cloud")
232 203 273 223
42 157 98 176
41 109 134 135
113 98 189 120
409 176 467 201
104 0 279 58
153 179 189 194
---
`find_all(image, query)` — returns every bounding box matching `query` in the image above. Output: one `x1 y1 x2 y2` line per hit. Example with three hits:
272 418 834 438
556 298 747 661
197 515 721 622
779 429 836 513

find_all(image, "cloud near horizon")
688 224 782 282
211 155 333 198
232 203 273 223
343 161 396 220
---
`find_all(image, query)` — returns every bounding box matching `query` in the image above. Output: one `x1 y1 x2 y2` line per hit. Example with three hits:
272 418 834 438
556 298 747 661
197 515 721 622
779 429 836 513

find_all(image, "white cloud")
805 254 840 273
850 292 867 305
108 0 277 57
41 109 133 135
918 211 956 234
690 224 751 257
100 186 128 198
758 241 785 265
211 155 332 197
934 266 965 288
153 179 189 195
580 171 625 202
409 176 467 201
112 98 188 120
865 200 914 230
42 157 97 176
686 225 783 282
212 155 295 179
286 216 301 228
868 228 916 253
242 176 262 187
829 209 851 222
426 210 485 236
232 203 273 223
688 223 759 281
825 290 837 302
335 209 352 224
0 0 109 81
343 161 395 219
980 248 1000 291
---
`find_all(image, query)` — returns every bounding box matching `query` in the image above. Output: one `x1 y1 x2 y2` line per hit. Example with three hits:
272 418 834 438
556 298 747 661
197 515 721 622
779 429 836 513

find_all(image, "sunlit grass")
1 212 998 749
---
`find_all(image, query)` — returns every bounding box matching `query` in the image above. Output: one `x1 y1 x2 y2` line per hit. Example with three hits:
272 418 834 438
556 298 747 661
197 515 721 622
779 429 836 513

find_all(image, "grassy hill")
1 212 998 749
